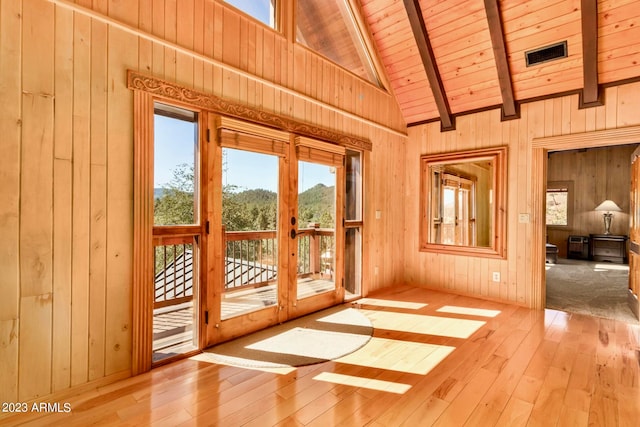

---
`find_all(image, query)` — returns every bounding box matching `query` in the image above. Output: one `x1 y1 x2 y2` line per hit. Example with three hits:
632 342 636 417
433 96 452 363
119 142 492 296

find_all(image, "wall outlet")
375 210 382 219
492 272 501 282
518 213 530 223
374 266 379 275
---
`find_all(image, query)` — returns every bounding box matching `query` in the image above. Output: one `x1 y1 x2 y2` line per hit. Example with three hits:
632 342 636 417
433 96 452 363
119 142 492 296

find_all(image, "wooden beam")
580 0 602 108
402 0 454 131
484 0 519 120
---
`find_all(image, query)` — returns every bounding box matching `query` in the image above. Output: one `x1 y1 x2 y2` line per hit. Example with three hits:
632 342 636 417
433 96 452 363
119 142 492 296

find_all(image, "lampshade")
594 200 622 212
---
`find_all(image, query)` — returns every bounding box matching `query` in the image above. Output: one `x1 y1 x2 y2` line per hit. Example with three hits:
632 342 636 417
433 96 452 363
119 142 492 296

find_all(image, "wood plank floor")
3 285 640 426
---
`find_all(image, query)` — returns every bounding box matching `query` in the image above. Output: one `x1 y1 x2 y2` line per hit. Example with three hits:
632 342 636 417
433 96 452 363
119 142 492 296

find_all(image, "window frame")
546 180 574 229
419 147 508 259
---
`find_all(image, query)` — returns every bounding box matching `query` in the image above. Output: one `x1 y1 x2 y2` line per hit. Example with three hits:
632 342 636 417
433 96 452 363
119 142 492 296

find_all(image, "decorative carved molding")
127 71 373 151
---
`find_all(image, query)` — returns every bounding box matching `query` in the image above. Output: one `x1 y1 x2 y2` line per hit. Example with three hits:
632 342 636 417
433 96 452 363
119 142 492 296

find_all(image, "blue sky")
224 0 272 26
153 1 334 193
154 115 334 193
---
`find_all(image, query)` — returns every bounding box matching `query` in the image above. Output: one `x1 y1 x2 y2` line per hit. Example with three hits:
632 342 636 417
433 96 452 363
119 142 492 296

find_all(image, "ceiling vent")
525 41 568 67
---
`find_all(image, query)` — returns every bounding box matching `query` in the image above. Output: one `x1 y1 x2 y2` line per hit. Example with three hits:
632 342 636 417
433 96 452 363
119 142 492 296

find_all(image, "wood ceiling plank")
402 0 454 130
504 11 581 44
500 0 578 21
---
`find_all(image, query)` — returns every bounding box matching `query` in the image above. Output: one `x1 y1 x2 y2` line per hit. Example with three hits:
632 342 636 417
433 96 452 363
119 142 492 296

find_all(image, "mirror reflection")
429 160 493 247
420 147 507 259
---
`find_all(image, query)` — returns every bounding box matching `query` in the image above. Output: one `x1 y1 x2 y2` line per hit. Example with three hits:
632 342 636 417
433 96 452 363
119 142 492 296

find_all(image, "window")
223 0 277 29
344 150 362 299
296 0 381 86
546 181 573 227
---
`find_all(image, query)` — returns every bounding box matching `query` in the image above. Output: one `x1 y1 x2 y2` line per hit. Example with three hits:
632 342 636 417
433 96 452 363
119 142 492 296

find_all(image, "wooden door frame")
132 92 208 373
531 125 640 309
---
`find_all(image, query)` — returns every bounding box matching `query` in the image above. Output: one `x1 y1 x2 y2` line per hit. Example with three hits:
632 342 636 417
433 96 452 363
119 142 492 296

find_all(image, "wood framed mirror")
420 146 507 259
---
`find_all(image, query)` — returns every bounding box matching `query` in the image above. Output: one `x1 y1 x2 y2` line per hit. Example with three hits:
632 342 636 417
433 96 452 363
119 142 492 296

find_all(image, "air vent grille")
525 41 567 66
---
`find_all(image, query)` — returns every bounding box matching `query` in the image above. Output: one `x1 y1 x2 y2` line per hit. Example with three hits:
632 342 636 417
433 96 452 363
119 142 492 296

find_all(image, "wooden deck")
152 278 336 361
6 285 640 426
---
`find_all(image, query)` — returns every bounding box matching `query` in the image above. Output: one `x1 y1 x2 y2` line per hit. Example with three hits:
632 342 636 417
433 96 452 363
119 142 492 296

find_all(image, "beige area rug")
546 258 638 323
195 305 373 368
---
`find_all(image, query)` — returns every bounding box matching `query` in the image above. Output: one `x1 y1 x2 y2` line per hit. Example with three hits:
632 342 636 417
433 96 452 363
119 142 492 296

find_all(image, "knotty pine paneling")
0 0 22 403
0 0 407 403
405 81 640 308
547 145 637 258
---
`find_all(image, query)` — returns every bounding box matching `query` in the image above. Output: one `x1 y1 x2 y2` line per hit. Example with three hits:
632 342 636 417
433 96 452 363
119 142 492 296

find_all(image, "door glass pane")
153 105 198 226
442 186 456 244
297 161 336 299
221 148 279 320
345 228 361 297
346 150 362 221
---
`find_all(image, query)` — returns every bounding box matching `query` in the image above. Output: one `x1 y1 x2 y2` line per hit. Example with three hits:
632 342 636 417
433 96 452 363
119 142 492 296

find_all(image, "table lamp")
594 199 622 235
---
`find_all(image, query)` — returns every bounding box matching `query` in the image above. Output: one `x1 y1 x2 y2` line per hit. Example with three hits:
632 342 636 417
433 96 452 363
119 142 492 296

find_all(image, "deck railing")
153 225 335 305
224 223 335 291
154 235 196 308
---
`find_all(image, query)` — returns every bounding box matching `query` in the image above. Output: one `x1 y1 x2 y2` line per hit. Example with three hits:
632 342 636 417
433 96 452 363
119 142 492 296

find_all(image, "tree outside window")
546 181 573 227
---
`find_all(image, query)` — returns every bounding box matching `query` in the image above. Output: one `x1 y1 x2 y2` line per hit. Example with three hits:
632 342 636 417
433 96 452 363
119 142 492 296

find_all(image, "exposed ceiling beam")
402 0 454 131
580 0 602 108
484 0 519 120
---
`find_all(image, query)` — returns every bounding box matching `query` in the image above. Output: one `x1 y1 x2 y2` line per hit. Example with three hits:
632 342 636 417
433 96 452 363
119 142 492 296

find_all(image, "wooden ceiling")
359 0 640 129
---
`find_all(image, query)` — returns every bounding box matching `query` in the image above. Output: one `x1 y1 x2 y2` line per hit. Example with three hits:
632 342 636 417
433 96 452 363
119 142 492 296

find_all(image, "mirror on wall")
420 146 507 259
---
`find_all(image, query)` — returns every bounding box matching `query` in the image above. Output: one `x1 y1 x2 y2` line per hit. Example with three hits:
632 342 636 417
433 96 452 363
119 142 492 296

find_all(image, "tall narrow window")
152 103 200 363
345 150 362 298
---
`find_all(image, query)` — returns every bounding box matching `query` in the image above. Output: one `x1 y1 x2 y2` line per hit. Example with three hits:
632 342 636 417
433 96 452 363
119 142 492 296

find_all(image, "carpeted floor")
193 305 373 369
546 257 638 323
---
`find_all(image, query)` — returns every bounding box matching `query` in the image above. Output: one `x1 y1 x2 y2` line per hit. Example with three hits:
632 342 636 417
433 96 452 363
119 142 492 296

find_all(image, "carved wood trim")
127 71 372 151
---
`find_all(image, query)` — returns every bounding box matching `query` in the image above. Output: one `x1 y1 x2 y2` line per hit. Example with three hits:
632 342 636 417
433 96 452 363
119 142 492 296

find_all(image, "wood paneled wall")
547 145 637 258
0 0 406 403
404 81 640 308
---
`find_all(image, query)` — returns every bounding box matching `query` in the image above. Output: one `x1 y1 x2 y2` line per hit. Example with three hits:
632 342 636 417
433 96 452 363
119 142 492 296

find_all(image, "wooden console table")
589 234 628 264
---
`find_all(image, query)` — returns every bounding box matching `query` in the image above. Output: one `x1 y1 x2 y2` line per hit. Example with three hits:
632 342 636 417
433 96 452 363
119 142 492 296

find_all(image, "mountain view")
154 183 336 230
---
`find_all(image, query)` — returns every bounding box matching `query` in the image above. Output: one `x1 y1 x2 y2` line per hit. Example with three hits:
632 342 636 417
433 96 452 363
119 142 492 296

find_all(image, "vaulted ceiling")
359 0 640 129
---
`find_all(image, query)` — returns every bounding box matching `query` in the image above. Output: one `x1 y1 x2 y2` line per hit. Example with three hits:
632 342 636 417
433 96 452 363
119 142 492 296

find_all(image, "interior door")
628 147 640 320
289 137 345 319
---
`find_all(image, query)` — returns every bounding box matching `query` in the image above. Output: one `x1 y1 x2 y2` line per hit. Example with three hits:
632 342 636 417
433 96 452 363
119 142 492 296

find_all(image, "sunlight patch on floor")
354 298 428 310
190 353 296 374
360 309 485 339
313 372 411 394
316 308 375 327
337 337 455 375
436 305 501 318
593 263 629 272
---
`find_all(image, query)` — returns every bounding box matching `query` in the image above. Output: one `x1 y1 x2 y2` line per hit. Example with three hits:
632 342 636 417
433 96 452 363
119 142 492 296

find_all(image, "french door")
135 92 361 370
206 117 345 345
